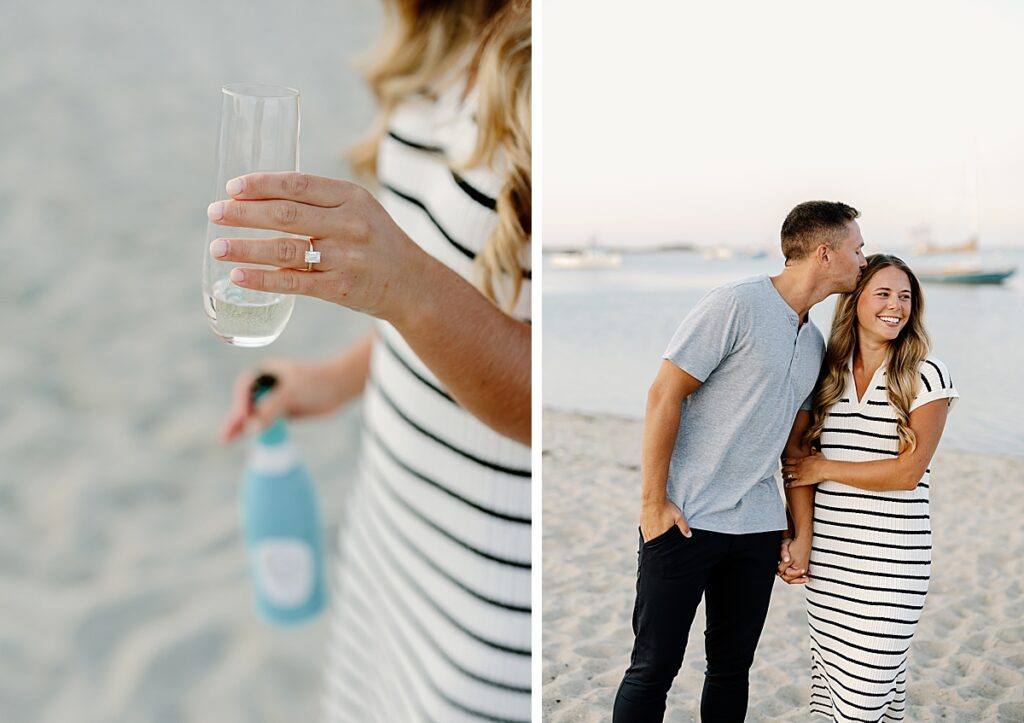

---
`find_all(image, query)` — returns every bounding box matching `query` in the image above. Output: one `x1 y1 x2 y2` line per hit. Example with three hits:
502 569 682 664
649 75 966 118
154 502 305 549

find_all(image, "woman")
779 254 957 722
211 2 531 721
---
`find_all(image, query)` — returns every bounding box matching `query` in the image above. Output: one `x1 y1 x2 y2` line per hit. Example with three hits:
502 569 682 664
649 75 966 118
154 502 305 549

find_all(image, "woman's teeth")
879 315 901 326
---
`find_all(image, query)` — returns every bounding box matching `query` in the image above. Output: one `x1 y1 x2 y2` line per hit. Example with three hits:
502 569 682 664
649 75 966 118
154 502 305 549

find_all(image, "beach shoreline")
542 409 1024 722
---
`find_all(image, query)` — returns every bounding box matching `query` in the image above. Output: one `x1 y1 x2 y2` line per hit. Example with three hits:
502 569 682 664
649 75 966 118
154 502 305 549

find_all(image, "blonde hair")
805 254 932 454
350 0 531 313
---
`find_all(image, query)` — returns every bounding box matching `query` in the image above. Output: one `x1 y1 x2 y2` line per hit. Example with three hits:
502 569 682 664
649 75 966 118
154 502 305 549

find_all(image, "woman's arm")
389 256 530 446
780 411 813 584
783 398 950 492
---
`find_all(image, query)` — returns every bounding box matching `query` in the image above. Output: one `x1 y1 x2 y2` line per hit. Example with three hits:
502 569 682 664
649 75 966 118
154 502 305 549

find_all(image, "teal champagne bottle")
240 374 326 624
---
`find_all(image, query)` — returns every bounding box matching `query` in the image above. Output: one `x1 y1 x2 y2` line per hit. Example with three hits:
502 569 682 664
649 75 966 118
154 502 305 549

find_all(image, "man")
612 201 867 722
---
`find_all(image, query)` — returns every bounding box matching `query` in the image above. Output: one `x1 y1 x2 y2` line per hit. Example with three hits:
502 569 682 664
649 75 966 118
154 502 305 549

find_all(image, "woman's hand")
777 535 811 584
219 334 374 443
782 449 828 489
207 172 430 324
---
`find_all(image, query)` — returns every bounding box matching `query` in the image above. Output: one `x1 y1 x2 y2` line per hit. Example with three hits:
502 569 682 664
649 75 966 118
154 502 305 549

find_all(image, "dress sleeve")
663 286 740 382
911 357 959 413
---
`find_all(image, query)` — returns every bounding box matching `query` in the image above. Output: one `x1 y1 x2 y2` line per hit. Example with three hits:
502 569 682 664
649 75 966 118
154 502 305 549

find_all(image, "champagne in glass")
203 83 300 347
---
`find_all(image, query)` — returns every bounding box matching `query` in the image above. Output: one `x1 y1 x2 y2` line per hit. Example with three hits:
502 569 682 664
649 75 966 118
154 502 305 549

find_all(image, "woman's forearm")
819 457 923 492
324 331 376 407
390 254 530 446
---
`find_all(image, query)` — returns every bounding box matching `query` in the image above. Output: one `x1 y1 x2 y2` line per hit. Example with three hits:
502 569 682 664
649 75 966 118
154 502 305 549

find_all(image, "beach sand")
1 2 380 721
542 410 1024 722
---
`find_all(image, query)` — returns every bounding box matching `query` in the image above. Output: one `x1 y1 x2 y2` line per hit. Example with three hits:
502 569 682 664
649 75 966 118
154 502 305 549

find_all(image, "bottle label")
248 443 298 475
252 538 314 607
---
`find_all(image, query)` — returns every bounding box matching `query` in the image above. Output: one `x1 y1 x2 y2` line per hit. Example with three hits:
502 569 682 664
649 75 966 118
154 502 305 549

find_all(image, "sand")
1 1 381 721
542 410 1024 722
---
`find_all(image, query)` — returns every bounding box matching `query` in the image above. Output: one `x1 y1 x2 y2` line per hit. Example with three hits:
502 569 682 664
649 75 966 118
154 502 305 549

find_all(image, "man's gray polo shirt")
663 275 825 534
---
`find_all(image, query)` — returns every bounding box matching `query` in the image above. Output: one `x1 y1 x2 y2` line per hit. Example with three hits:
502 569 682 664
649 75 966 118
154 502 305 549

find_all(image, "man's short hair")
781 201 860 262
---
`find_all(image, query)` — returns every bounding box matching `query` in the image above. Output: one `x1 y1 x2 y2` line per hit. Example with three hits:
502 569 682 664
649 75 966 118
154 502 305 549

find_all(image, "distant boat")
550 237 622 269
916 262 1016 284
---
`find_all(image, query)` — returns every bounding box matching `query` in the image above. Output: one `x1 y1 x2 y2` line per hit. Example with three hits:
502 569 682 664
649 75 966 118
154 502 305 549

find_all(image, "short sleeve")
911 357 959 413
663 286 740 382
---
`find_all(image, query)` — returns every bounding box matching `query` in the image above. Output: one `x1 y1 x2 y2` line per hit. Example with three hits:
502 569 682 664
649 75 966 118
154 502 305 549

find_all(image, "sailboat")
549 236 623 269
912 157 1017 285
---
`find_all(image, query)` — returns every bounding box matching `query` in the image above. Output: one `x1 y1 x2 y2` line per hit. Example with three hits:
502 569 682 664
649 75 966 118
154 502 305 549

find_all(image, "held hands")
782 448 827 489
207 172 431 323
777 536 811 585
640 499 691 542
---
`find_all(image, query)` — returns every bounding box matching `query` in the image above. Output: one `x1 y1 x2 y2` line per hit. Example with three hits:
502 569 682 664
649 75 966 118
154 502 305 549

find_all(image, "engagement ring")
305 239 321 271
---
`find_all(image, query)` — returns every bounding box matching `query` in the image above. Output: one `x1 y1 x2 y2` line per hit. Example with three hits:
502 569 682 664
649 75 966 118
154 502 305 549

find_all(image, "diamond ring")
305 239 321 271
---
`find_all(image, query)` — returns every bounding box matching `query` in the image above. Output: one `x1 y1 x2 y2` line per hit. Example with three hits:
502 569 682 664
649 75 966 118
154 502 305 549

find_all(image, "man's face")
830 221 867 292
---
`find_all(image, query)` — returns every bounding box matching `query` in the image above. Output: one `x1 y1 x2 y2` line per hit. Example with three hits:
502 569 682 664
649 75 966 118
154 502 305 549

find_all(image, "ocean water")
543 249 1024 458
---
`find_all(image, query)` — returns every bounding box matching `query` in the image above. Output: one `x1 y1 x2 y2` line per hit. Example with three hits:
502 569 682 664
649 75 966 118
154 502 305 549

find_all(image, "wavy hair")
805 254 931 453
350 0 531 313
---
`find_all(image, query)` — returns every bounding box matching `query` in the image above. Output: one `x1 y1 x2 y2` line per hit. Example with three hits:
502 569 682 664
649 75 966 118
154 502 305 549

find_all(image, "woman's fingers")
208 197 334 239
220 372 257 443
210 236 323 271
229 267 319 297
226 172 355 208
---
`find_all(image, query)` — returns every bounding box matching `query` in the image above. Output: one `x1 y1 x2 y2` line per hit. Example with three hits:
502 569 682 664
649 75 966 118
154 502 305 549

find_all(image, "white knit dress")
321 79 532 723
807 357 957 722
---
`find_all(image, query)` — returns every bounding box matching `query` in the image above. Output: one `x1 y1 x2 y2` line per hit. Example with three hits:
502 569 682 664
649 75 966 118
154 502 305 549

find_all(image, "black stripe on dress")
820 443 899 456
807 586 925 612
809 610 916 638
821 427 899 441
925 359 947 389
813 674 902 716
812 544 931 564
382 182 532 281
380 333 456 404
812 661 907 690
388 129 444 154
812 674 903 712
808 596 922 625
828 411 897 424
366 427 530 525
813 517 931 535
815 503 930 520
451 170 497 210
812 532 931 551
368 461 531 570
352 501 531 658
349 518 531 693
810 623 911 657
815 488 927 505
810 646 912 684
920 373 932 393
810 575 927 597
809 635 907 671
810 560 930 582
370 378 531 478
365 488 531 614
344 554 530 721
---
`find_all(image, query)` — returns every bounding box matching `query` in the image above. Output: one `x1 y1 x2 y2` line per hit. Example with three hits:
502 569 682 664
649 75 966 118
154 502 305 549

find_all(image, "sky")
542 0 1024 249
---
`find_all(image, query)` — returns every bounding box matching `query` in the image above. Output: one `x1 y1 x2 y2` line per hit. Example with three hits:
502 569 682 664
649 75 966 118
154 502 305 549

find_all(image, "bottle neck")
257 417 289 446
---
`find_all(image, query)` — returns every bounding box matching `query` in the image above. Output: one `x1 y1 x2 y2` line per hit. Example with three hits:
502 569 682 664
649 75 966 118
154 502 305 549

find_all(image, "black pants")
612 526 781 723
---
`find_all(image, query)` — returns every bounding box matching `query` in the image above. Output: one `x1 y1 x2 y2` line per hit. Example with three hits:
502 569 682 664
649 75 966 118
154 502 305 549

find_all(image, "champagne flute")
203 83 300 347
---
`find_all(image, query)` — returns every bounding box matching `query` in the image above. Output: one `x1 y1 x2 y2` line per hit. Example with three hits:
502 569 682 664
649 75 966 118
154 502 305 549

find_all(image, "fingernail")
210 238 229 258
226 177 243 196
207 202 225 221
230 268 246 283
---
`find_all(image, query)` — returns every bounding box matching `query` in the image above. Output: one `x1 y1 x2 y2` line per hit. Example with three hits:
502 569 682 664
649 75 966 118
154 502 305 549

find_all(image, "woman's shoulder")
917 356 954 394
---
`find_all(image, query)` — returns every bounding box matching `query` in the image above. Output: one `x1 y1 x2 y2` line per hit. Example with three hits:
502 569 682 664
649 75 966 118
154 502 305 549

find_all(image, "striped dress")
807 357 957 722
321 77 532 723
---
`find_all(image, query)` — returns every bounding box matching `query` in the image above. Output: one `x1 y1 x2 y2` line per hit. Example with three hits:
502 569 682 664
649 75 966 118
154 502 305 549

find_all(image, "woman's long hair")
350 0 531 313
805 254 931 453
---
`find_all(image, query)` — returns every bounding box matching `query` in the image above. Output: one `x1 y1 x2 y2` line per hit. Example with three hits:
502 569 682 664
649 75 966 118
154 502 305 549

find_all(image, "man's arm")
639 360 703 541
